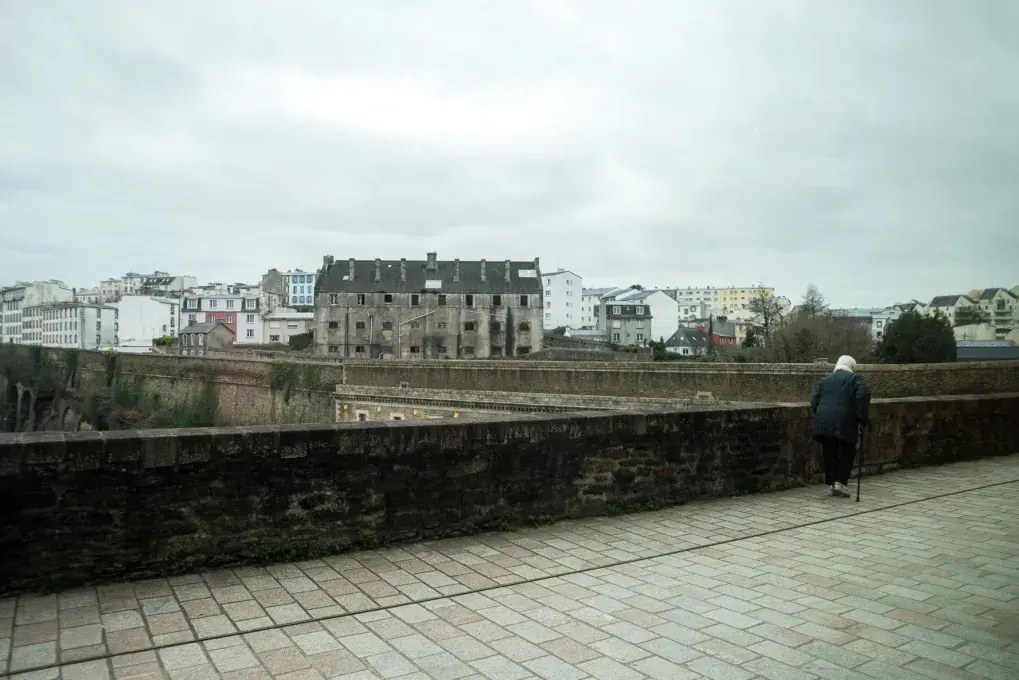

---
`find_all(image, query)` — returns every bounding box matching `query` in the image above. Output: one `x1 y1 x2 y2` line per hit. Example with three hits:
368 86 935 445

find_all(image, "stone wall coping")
30 346 1019 372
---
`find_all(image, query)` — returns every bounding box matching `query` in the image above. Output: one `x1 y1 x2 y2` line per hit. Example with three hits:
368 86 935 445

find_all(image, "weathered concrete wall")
1 393 1016 593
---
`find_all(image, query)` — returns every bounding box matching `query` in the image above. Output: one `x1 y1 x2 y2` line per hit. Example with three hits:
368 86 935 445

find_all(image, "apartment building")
613 289 679 342
315 253 543 359
22 301 118 349
927 295 978 326
969 288 1019 338
74 288 101 305
98 272 197 301
542 270 582 330
603 301 652 346
181 292 263 344
580 288 615 329
0 280 74 344
264 309 314 344
114 295 179 350
262 269 317 310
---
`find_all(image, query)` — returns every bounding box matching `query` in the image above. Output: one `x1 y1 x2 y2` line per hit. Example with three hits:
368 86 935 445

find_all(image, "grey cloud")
1 0 1017 305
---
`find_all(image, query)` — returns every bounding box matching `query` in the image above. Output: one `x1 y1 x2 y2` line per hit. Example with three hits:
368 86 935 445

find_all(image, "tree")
764 312 873 363
747 286 782 343
706 316 716 355
875 310 956 363
953 306 989 327
800 284 827 317
742 326 759 348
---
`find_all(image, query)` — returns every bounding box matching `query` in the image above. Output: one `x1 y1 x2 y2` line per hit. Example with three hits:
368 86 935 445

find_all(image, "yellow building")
719 286 774 311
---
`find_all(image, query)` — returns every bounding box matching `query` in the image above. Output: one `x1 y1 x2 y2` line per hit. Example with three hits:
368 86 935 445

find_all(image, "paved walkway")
3 456 1019 680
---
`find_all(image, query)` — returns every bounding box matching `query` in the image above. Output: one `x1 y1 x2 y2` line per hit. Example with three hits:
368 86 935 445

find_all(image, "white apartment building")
114 295 180 350
283 270 317 308
542 270 582 329
98 272 198 301
613 289 680 342
22 302 118 349
926 295 977 326
667 287 723 308
181 292 263 344
0 280 74 344
871 307 903 341
264 309 314 344
581 288 616 329
74 288 101 305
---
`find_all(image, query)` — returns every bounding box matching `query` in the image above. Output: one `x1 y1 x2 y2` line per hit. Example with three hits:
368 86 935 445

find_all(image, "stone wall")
13 348 1019 428
1 393 1016 593
340 360 1019 401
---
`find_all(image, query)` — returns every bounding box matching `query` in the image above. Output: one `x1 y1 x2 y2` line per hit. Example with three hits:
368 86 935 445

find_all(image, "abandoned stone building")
315 253 544 359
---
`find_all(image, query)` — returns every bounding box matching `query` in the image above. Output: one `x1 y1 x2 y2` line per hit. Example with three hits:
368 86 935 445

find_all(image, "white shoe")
826 485 835 497
834 482 850 497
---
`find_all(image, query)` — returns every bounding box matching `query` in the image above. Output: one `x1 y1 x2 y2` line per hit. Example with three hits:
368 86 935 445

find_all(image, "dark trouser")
818 436 856 486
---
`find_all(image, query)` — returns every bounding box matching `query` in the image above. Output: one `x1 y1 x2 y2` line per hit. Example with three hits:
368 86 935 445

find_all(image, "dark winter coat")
810 370 871 443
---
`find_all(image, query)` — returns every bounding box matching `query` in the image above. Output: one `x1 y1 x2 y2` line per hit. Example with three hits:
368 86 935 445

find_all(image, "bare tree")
800 284 827 317
747 285 782 344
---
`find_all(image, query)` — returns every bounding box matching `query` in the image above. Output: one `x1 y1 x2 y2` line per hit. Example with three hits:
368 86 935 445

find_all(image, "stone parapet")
1 392 1016 593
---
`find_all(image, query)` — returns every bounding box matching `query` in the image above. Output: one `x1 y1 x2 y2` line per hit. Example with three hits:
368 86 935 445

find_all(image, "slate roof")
179 322 233 335
665 328 708 349
929 295 975 308
975 288 1019 301
318 257 542 295
956 340 1019 361
604 301 654 319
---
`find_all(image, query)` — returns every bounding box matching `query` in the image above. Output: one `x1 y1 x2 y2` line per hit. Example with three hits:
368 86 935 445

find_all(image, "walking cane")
856 424 864 503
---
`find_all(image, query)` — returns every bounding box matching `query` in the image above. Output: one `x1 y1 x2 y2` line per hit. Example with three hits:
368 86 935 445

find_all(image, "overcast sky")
2 1 1017 307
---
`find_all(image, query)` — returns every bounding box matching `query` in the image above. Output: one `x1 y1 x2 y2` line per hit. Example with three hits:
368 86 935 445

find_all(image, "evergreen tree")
875 310 956 363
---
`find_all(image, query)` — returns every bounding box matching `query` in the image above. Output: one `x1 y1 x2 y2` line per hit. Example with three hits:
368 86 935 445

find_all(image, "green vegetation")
269 359 327 405
288 331 313 350
875 309 956 364
0 346 222 431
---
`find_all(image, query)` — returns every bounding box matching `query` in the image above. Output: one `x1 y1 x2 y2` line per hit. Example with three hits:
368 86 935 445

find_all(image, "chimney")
504 259 511 283
348 258 355 280
426 252 437 271
480 259 487 283
323 254 334 270
533 257 540 273
374 258 382 283
454 258 460 283
400 258 407 282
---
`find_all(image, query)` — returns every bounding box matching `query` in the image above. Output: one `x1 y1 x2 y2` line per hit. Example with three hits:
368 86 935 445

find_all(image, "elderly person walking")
810 355 871 497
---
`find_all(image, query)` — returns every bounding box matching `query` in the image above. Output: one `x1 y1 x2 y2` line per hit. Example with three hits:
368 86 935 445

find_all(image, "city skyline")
2 1 1018 308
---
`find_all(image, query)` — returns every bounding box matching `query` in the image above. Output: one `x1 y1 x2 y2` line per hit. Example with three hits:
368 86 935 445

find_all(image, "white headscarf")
834 355 856 373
